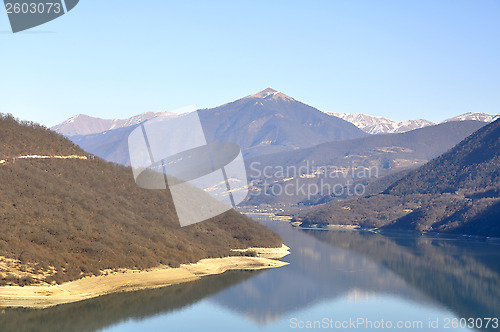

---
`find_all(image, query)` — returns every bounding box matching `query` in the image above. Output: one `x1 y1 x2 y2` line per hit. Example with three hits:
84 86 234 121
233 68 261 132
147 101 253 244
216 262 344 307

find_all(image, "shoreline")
0 244 290 309
296 224 500 242
242 213 293 221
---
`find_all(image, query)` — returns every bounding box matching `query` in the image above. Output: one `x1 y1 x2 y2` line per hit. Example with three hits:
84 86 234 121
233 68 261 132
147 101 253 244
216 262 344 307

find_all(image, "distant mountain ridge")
326 111 498 134
52 111 178 137
442 112 499 123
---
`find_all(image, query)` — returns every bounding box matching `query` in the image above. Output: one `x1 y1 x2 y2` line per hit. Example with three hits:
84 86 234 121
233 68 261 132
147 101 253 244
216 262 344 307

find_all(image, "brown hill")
0 114 281 286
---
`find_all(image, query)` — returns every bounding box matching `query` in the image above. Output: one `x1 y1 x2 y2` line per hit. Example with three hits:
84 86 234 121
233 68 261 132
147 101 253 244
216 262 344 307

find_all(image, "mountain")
326 111 498 134
69 125 138 166
0 113 282 286
326 112 433 134
197 88 367 157
54 88 368 165
442 112 499 123
244 121 487 207
52 111 178 137
297 118 500 237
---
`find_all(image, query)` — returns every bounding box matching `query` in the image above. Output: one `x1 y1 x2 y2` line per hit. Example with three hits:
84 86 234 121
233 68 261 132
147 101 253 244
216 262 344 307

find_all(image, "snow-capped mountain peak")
52 111 178 137
325 111 498 134
325 112 433 134
245 88 296 102
441 112 499 123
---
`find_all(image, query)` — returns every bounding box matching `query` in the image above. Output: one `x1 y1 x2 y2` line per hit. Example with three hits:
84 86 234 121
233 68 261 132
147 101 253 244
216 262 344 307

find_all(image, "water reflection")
303 228 500 320
0 271 260 332
211 220 437 323
212 220 500 329
1 219 499 331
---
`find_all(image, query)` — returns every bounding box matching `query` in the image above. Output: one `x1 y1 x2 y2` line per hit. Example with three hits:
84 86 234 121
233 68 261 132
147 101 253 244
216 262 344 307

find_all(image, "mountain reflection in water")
1 218 499 332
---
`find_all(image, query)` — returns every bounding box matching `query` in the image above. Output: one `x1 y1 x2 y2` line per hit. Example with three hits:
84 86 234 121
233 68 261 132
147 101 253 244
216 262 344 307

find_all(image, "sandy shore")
325 224 360 230
0 245 289 309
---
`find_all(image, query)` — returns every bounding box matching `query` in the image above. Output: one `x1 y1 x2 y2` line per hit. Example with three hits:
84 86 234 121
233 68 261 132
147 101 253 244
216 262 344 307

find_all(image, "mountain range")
53 88 368 165
52 111 178 137
297 118 500 237
51 89 498 166
326 111 498 134
49 88 500 237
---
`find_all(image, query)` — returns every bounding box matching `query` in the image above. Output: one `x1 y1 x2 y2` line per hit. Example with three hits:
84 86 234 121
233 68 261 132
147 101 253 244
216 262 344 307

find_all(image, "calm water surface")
2 218 499 331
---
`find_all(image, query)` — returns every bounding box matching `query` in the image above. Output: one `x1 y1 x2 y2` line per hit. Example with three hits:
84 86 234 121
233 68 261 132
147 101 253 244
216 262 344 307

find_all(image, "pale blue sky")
1 0 499 127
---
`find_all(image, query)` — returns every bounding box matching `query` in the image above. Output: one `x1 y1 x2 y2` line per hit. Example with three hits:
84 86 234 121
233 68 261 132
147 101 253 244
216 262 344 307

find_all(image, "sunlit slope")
0 114 282 286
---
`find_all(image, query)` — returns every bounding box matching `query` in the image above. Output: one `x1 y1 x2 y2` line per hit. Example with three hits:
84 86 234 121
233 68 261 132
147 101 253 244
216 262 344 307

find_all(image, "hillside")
297 119 500 237
0 114 282 286
54 88 367 165
69 125 136 166
245 121 486 207
0 115 82 158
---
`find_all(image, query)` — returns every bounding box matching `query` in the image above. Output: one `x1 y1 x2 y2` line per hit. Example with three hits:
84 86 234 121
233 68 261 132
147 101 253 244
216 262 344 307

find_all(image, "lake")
1 217 499 331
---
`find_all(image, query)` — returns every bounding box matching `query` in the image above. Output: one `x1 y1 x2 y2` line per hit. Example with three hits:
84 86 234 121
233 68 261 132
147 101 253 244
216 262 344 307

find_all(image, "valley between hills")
295 117 500 237
51 88 500 238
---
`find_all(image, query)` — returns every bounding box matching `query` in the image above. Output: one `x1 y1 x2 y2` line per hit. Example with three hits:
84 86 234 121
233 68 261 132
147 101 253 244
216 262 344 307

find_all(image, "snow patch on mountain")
326 112 433 134
441 112 499 123
245 88 296 102
325 112 498 134
52 111 178 137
